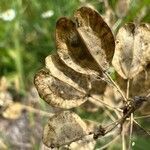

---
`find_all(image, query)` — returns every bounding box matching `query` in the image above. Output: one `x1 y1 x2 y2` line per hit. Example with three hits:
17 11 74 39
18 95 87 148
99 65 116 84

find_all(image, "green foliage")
0 0 81 91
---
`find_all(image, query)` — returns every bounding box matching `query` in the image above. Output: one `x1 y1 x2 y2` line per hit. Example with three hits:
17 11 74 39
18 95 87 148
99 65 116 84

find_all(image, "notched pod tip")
112 23 150 79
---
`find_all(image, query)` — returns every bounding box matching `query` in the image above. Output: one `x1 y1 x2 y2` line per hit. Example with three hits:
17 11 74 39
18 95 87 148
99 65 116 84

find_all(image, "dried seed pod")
56 17 99 75
45 54 89 92
46 54 107 104
131 24 150 75
74 6 115 71
131 64 150 97
34 69 87 109
43 111 88 148
35 6 114 109
112 23 150 79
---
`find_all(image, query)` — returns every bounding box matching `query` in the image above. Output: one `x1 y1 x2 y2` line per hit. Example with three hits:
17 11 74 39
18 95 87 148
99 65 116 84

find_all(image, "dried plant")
34 6 150 149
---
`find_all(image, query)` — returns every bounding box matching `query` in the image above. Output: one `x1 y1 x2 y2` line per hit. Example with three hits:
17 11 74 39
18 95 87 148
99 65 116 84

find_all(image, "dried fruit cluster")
34 6 150 149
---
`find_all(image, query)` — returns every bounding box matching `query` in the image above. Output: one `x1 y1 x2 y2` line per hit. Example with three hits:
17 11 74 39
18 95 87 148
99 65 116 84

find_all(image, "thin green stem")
12 0 25 91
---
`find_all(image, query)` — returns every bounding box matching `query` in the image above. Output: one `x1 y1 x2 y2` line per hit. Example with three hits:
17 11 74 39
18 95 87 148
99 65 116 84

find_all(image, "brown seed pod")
43 111 88 148
74 6 115 71
56 17 99 75
45 54 90 92
34 68 87 109
35 54 107 109
34 7 115 109
56 7 115 74
112 23 150 79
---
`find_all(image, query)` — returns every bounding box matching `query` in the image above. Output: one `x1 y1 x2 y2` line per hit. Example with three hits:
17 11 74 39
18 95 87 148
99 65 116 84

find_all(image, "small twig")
128 113 134 150
134 114 150 119
83 118 99 125
103 0 109 9
126 79 133 150
88 97 122 112
104 119 121 129
126 79 130 100
93 118 121 140
146 92 150 98
103 71 127 102
122 125 126 150
21 104 54 117
112 18 122 32
133 119 150 136
12 141 32 148
99 134 120 150
97 119 122 138
114 109 122 118
105 109 117 122
105 126 119 137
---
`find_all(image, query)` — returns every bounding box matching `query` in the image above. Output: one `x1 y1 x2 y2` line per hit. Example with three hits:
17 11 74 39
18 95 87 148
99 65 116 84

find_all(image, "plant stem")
104 71 127 102
134 114 150 119
14 23 25 91
128 113 133 150
22 104 54 117
126 79 130 99
122 126 126 150
13 0 25 91
99 135 120 150
133 119 150 136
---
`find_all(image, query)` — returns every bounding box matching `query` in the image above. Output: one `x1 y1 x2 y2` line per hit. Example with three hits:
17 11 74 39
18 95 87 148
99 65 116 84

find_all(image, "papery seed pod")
56 17 99 75
74 6 115 71
45 54 89 92
112 23 150 79
43 111 88 148
34 68 87 109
